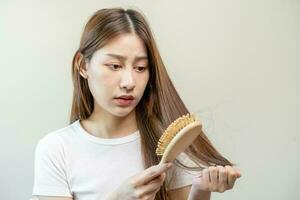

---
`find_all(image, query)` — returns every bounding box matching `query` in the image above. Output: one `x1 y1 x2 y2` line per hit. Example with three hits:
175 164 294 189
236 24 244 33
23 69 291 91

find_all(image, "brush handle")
158 121 202 164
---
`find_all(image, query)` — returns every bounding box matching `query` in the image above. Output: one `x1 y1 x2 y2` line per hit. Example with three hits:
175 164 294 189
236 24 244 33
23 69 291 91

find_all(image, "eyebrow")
105 53 148 62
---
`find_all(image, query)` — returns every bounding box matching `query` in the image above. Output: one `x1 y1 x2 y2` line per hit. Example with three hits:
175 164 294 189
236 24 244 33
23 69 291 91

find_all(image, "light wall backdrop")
0 0 299 199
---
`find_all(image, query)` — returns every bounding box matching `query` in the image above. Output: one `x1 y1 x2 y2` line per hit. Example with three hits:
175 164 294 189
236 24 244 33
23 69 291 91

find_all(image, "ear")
75 52 89 79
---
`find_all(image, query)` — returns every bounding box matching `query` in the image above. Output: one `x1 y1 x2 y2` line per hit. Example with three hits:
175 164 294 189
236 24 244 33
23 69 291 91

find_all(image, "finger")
229 166 242 178
135 176 164 198
202 168 210 183
142 185 161 200
141 192 156 200
134 172 165 199
141 183 161 200
197 168 210 191
216 165 228 193
134 163 172 186
225 165 237 189
209 166 218 184
147 172 166 185
217 166 228 186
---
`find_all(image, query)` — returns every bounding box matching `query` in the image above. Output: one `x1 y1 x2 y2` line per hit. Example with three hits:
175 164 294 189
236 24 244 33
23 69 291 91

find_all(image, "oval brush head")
156 113 202 164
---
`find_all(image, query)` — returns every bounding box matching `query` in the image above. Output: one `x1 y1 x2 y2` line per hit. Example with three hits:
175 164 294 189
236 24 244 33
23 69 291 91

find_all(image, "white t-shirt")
32 120 199 199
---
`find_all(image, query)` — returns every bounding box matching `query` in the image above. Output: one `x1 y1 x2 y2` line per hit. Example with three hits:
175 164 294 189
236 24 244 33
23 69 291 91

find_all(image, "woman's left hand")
191 165 242 193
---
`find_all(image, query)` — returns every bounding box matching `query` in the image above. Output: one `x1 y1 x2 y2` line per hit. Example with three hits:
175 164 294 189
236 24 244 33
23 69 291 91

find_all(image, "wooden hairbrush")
156 113 202 165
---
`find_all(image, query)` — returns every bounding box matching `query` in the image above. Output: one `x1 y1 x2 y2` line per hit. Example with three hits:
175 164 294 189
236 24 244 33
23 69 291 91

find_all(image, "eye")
106 64 122 70
136 66 148 73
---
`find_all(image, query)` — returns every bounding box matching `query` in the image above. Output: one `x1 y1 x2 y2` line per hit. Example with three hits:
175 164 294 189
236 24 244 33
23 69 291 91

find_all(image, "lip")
114 98 134 106
115 95 135 100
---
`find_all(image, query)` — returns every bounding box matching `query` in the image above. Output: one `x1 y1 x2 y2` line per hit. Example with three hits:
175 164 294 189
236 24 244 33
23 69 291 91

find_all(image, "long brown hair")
70 7 236 200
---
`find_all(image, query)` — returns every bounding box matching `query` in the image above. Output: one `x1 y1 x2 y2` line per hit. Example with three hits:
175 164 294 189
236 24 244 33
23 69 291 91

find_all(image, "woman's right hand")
106 162 173 200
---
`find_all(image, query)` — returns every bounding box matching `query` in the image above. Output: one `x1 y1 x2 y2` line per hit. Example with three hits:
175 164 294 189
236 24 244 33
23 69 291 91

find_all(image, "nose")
119 68 135 90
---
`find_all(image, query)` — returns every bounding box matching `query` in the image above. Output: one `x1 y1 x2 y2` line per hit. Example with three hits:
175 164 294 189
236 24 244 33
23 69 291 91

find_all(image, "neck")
81 104 138 139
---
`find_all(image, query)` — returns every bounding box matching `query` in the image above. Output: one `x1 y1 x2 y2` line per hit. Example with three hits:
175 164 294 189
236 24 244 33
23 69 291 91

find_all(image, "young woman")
32 7 242 200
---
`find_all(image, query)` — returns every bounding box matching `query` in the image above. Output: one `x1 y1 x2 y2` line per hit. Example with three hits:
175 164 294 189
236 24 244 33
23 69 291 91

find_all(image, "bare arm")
167 185 191 200
187 185 211 200
167 185 211 200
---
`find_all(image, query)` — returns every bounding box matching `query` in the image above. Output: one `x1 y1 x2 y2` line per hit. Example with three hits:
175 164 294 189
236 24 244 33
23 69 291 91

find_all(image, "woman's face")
80 33 150 117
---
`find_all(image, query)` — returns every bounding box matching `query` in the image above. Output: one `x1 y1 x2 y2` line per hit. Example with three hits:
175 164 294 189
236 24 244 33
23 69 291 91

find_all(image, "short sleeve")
165 152 200 191
32 134 72 197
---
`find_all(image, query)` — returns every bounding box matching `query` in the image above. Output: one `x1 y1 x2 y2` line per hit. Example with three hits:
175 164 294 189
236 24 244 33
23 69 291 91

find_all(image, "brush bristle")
155 113 198 156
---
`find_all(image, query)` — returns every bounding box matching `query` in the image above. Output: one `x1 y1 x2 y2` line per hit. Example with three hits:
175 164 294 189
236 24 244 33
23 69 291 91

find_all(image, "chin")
111 107 135 117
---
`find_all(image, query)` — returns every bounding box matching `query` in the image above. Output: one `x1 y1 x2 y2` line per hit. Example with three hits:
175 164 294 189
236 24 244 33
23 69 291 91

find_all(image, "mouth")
115 95 135 100
114 98 134 106
114 93 136 106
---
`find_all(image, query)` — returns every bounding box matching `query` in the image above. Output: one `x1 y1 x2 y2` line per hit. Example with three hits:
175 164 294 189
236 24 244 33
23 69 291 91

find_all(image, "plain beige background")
0 0 299 199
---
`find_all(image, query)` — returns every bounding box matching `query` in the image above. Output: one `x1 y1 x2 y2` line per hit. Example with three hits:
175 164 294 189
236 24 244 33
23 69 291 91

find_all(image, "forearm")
187 185 211 200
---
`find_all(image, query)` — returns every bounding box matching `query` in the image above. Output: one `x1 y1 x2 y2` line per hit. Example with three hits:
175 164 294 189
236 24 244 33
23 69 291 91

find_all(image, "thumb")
135 163 172 186
161 172 166 180
236 170 242 178
147 171 167 185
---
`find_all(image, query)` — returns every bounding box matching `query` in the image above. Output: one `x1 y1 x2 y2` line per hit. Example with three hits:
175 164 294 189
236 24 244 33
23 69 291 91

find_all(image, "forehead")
93 34 148 60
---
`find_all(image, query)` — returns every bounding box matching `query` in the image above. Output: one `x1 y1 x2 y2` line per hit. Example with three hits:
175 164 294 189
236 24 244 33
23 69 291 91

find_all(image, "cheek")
92 68 116 85
88 73 113 95
97 76 119 101
101 74 118 88
142 73 150 88
137 75 150 99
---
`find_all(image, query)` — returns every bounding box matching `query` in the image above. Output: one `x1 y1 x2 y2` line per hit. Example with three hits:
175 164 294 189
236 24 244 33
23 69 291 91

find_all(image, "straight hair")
70 7 235 200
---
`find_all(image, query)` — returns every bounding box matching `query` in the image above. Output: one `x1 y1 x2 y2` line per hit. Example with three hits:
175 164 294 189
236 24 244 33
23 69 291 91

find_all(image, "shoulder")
35 123 76 153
